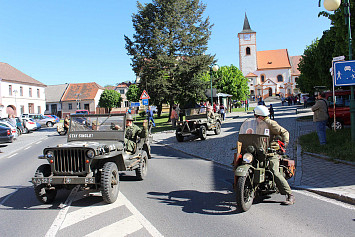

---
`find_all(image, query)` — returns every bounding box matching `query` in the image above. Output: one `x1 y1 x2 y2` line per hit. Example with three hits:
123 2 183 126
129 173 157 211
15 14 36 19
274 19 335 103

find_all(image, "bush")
234 101 242 108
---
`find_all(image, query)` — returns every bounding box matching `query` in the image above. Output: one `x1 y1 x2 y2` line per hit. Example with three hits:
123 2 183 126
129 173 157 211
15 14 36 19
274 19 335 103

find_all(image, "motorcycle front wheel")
236 172 254 212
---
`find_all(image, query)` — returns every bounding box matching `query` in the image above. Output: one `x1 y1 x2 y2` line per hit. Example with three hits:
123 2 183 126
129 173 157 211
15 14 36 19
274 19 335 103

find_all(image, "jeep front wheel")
136 151 148 180
199 125 207 140
33 164 57 204
101 162 119 204
214 121 221 135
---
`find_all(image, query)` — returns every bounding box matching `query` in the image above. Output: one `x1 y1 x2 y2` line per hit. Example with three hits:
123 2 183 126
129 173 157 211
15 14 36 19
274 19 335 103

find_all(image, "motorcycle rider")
253 105 295 205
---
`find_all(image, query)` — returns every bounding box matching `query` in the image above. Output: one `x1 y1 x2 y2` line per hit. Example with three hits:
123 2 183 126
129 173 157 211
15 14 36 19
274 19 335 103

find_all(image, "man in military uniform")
254 105 295 205
125 114 148 153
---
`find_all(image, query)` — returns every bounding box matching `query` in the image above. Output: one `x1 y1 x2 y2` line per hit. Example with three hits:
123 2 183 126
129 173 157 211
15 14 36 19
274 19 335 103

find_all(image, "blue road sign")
333 60 355 86
131 102 140 107
142 99 149 105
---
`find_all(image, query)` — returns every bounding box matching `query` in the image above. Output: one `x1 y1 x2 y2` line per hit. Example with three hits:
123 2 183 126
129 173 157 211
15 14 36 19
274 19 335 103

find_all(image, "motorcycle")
232 118 295 212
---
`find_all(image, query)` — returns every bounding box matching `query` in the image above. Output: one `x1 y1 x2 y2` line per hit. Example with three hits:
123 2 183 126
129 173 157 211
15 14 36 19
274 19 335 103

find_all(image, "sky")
0 0 333 87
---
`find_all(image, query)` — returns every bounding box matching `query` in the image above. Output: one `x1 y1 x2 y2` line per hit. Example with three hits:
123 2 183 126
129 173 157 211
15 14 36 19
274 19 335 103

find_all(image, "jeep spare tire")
101 162 119 204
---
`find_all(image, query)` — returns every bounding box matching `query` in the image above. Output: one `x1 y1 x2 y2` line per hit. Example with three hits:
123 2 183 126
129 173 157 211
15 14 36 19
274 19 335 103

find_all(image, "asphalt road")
0 131 354 237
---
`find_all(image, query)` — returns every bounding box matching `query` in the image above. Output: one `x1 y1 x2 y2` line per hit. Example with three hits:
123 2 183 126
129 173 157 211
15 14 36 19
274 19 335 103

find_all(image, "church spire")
240 13 255 33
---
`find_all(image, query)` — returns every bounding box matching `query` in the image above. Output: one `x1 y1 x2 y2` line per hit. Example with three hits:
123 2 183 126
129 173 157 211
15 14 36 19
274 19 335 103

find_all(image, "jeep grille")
53 149 87 175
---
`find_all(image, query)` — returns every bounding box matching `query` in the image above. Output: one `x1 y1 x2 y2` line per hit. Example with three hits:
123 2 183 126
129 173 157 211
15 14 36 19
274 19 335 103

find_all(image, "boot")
285 194 295 205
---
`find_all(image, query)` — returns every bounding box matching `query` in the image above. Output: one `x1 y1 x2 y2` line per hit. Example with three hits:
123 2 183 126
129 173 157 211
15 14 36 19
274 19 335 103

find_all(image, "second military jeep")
175 108 222 142
32 114 152 204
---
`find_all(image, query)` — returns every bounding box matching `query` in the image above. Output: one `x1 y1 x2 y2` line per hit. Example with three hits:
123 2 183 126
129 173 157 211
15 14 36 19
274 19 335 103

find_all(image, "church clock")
243 34 251 40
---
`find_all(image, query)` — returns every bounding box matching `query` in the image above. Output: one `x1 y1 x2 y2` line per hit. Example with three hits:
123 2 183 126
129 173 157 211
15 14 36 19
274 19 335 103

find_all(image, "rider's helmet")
254 105 269 117
126 114 134 121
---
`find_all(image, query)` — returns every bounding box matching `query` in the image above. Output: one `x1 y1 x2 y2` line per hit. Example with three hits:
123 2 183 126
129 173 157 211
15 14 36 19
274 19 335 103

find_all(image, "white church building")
238 14 301 99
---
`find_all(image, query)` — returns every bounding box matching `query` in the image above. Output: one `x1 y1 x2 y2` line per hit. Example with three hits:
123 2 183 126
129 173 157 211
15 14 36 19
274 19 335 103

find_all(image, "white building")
238 14 301 99
0 62 46 117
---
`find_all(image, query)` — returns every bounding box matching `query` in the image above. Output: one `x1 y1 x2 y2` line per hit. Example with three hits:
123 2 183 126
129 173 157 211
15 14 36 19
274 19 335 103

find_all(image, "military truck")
32 114 151 204
175 107 222 142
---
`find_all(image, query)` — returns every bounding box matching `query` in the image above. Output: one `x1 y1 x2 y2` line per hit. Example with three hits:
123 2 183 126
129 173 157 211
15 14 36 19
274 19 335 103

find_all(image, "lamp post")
210 64 219 106
13 89 18 117
319 0 355 141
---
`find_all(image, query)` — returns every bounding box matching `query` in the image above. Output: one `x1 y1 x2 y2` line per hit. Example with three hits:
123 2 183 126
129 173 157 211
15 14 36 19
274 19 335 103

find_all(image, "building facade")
238 14 301 99
0 62 46 117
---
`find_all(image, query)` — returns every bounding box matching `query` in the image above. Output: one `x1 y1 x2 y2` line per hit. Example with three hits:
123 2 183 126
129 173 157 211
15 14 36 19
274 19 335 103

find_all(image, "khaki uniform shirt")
263 117 289 148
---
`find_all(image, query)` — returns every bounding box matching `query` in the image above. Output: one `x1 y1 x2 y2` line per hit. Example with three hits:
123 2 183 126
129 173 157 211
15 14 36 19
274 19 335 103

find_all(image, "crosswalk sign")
140 90 150 99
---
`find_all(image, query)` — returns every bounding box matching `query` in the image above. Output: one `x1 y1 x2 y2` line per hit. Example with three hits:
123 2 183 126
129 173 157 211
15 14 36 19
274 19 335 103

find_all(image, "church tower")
238 13 257 77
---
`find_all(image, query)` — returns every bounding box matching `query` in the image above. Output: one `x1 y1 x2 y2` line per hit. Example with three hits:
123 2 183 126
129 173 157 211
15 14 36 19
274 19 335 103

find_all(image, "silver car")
22 114 56 127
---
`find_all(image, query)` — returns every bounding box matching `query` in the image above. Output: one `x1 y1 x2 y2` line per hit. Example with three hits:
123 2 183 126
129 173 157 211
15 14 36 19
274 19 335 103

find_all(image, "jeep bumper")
32 176 96 185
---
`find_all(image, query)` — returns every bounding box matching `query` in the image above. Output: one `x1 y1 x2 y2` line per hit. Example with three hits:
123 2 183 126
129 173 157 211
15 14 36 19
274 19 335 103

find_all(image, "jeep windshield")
68 114 125 141
184 107 206 116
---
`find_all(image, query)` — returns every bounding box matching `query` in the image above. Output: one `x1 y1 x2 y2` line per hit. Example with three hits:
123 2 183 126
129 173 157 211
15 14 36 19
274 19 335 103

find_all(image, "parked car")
45 115 60 123
0 117 23 135
22 118 39 132
22 113 56 127
325 90 351 130
0 125 14 143
75 109 89 115
0 121 18 139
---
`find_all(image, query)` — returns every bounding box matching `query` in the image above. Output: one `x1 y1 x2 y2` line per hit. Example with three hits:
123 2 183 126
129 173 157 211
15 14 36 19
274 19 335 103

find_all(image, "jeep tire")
199 125 207 140
101 162 119 204
136 151 148 180
214 121 221 135
33 164 57 204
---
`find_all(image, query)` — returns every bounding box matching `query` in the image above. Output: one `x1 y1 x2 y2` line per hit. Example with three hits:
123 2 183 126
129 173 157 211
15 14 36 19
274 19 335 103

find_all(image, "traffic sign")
333 55 345 62
333 60 355 86
140 90 150 99
131 102 140 107
142 99 149 105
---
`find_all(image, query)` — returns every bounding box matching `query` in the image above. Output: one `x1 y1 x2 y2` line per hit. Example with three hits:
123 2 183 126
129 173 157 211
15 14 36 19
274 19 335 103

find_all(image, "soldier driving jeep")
125 114 148 153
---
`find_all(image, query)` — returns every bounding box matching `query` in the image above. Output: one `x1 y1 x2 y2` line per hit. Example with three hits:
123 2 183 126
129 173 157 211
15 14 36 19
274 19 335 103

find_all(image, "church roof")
290 55 302 76
246 72 258 77
239 13 255 34
257 49 291 70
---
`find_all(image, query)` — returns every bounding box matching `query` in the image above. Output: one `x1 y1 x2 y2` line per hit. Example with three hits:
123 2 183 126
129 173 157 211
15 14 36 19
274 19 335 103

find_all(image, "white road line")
293 189 355 210
36 140 42 144
24 146 31 150
60 200 124 229
45 186 80 237
85 215 143 237
7 153 17 158
120 193 164 237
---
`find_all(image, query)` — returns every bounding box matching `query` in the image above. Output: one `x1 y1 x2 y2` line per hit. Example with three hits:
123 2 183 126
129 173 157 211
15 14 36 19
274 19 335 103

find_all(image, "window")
9 85 12 96
261 74 265 83
20 87 23 96
20 105 24 114
37 89 40 98
246 47 251 55
38 106 41 114
120 89 125 94
68 103 72 110
46 104 49 111
277 75 283 82
124 101 130 107
29 88 32 97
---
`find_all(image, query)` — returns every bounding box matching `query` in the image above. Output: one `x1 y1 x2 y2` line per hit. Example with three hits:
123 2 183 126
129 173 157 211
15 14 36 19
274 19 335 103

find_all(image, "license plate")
33 177 52 185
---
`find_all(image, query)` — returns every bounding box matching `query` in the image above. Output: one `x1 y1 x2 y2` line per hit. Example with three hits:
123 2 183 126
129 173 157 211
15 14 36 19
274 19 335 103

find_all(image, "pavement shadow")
147 190 241 215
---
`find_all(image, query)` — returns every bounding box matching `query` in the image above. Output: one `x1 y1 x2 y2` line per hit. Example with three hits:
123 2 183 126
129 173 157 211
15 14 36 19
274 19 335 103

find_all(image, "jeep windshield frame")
68 114 126 142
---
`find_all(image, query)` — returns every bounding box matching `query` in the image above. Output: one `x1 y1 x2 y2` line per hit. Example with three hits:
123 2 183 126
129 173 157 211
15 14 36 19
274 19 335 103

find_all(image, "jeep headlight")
87 149 95 158
46 150 54 158
242 153 253 163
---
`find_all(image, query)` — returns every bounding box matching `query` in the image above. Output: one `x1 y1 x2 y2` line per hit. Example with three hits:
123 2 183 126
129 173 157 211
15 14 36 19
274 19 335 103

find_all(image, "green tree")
126 84 141 102
98 90 122 112
125 0 214 116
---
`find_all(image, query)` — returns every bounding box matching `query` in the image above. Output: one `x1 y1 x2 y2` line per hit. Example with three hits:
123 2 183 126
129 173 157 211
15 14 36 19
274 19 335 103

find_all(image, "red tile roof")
257 49 291 70
0 62 46 87
246 72 258 77
61 82 104 101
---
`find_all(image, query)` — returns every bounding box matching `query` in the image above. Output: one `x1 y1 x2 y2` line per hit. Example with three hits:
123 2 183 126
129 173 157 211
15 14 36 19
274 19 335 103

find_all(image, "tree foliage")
126 84 141 102
98 90 122 112
298 3 355 94
125 0 214 115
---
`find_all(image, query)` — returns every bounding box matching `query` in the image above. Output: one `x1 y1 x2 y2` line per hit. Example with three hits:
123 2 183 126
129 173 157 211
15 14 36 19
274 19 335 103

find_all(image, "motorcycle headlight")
87 149 95 158
46 150 54 158
242 153 253 163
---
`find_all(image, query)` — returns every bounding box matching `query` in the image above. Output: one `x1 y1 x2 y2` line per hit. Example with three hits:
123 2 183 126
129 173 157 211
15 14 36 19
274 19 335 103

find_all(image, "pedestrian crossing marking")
85 215 143 237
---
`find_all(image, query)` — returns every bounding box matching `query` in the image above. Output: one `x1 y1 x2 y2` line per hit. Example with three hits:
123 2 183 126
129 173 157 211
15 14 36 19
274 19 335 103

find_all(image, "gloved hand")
143 120 148 129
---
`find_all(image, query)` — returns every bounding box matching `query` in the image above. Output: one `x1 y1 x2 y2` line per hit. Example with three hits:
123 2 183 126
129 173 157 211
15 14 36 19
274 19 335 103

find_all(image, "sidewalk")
153 105 355 205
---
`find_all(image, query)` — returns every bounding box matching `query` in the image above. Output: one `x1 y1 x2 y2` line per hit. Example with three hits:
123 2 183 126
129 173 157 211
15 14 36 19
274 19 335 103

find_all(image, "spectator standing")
146 106 155 127
281 95 285 106
170 106 178 128
219 104 225 121
312 92 329 145
245 99 249 111
258 97 265 105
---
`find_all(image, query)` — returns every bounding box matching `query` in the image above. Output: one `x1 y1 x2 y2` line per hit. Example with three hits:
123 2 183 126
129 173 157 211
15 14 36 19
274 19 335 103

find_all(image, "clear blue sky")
0 0 332 87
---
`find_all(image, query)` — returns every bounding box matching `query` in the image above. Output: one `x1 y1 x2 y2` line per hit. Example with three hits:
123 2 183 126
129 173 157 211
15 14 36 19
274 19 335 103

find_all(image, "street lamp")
319 0 355 141
210 64 219 107
13 89 18 117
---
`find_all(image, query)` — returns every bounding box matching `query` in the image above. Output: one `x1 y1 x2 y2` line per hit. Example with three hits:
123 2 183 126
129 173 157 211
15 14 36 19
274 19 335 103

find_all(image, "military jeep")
175 107 222 142
32 114 152 204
